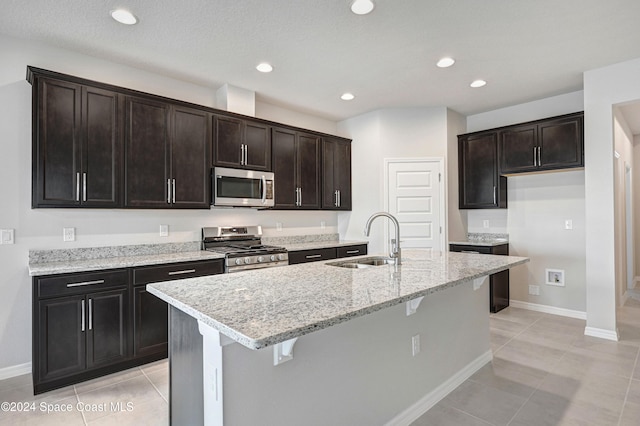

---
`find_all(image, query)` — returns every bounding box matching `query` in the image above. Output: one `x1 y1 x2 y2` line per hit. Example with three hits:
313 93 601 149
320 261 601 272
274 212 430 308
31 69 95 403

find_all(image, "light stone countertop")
28 250 225 276
281 239 369 252
147 249 529 350
449 240 509 247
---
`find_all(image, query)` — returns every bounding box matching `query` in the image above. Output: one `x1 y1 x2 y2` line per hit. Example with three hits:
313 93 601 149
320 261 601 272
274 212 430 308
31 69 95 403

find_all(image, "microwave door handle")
261 175 267 204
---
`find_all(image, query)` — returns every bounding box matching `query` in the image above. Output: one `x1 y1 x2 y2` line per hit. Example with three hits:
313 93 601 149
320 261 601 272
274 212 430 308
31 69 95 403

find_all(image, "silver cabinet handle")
305 254 322 259
334 190 338 207
493 186 496 205
88 298 93 330
76 172 81 201
168 269 196 276
81 299 85 332
167 179 171 204
537 146 541 166
172 179 176 204
533 147 537 166
66 279 105 288
82 173 87 202
240 144 246 166
346 250 360 254
338 190 341 208
244 144 248 166
299 187 302 206
461 250 480 254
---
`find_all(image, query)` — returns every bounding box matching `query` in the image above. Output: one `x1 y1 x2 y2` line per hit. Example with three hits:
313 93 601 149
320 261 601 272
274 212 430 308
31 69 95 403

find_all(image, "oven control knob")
244 257 251 264
235 259 242 265
270 255 276 261
277 254 286 261
257 256 264 263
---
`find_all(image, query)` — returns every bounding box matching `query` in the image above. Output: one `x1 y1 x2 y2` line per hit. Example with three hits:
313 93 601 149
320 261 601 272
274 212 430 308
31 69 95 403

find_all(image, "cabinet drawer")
336 245 367 258
37 270 128 299
133 259 224 285
288 248 336 265
449 245 492 255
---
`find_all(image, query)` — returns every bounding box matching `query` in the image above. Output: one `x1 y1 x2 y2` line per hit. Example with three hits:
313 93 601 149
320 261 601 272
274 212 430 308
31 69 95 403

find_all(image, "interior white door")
386 159 443 253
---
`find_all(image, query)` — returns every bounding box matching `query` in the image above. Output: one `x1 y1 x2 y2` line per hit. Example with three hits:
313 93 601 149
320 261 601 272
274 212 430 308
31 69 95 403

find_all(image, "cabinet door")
322 138 352 210
33 78 82 206
37 295 86 381
244 121 271 170
297 133 321 209
172 106 210 208
272 128 298 208
499 124 538 174
459 132 506 209
214 115 242 168
82 86 122 207
124 96 171 207
538 115 583 170
87 289 128 369
288 248 337 265
133 286 168 358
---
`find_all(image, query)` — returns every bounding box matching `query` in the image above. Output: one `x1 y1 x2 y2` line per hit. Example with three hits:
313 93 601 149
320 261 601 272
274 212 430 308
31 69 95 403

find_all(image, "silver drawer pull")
67 279 105 288
81 300 85 332
168 269 197 276
305 254 322 259
346 250 360 254
461 250 480 254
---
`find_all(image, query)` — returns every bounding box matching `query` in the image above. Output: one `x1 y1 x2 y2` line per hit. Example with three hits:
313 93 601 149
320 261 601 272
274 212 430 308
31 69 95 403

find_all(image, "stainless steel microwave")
212 167 275 208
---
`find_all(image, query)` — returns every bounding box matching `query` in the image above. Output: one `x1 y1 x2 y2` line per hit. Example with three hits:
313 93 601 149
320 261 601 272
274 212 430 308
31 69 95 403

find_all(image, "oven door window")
217 176 261 199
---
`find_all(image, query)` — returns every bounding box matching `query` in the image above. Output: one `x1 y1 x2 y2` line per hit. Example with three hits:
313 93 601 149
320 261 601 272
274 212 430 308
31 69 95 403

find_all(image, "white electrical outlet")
528 285 540 296
320 221 326 229
565 219 573 230
159 224 169 237
483 220 490 229
0 229 15 245
276 222 283 231
63 227 75 242
411 334 421 356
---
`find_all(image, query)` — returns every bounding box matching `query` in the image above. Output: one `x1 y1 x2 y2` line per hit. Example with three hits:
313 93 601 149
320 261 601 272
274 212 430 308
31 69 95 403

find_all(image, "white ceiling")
3 0 640 125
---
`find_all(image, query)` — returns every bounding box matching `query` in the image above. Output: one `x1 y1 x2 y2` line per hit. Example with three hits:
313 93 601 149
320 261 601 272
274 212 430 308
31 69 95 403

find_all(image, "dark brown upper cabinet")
499 112 583 174
272 128 321 209
458 131 507 209
31 77 122 208
214 115 271 171
124 97 210 208
322 138 352 210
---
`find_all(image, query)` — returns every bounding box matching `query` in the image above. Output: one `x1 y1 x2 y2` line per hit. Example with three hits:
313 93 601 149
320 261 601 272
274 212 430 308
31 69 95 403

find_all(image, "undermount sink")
327 256 396 269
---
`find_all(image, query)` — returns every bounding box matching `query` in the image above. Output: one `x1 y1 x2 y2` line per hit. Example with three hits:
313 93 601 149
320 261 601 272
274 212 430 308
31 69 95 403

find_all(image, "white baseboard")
385 350 493 426
584 326 620 342
509 300 587 320
0 362 31 380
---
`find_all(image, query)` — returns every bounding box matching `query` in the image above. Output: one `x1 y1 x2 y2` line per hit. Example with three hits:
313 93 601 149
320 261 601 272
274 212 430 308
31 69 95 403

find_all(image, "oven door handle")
261 175 267 204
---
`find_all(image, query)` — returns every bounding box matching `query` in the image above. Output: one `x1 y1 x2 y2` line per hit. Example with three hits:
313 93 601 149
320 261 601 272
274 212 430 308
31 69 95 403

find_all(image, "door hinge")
440 226 442 234
438 173 441 182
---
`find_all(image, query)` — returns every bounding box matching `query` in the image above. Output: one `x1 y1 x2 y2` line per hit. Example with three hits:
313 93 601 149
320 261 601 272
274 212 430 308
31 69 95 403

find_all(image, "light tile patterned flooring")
2 300 640 425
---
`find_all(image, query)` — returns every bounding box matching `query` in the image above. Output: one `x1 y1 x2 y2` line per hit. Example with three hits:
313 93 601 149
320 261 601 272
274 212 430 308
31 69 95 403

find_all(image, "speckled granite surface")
450 233 509 247
262 233 368 251
147 249 528 350
28 242 224 276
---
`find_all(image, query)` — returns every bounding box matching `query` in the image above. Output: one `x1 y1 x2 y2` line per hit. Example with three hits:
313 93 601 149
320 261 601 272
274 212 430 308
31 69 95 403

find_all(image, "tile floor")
1 300 639 425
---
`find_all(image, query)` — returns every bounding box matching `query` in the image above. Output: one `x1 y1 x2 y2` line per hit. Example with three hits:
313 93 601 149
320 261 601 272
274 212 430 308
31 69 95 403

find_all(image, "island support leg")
198 320 224 426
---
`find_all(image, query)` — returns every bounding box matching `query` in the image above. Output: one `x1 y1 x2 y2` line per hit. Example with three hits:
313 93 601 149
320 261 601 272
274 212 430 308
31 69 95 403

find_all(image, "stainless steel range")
202 226 288 273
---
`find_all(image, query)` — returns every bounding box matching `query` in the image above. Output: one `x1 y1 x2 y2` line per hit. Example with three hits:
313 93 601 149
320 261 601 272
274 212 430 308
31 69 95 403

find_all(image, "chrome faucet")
364 212 401 265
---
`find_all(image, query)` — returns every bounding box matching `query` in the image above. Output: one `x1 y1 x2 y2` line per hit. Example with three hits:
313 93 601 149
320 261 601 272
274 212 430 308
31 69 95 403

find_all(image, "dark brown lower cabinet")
288 244 368 265
133 286 168 358
449 243 510 313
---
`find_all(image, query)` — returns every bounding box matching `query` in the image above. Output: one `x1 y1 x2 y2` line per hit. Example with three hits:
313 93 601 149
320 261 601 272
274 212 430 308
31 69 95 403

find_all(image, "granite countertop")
282 240 369 252
449 240 509 247
147 249 529 350
29 250 225 276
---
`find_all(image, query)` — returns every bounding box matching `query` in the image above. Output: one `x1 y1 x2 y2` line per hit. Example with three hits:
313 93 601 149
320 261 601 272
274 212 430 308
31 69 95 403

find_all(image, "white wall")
0 34 340 372
337 107 453 254
584 57 640 338
465 91 586 312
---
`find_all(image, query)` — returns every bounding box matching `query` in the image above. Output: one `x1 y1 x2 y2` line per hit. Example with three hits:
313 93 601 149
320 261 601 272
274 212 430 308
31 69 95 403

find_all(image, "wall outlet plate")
0 229 14 245
528 285 540 295
159 224 169 237
276 222 283 231
411 334 421 356
63 227 75 242
483 220 490 229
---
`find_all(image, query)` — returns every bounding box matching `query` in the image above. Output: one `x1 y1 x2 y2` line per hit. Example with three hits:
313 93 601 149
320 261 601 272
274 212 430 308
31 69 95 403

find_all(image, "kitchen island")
147 249 528 426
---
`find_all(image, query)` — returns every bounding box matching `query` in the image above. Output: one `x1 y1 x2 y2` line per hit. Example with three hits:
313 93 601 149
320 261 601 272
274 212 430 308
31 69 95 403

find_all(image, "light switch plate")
0 229 14 245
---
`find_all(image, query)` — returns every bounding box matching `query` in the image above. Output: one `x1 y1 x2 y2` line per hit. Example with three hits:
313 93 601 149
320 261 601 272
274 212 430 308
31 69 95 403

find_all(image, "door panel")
244 121 271 170
272 128 297 208
87 289 127 368
214 116 242 167
133 287 168 357
297 134 321 209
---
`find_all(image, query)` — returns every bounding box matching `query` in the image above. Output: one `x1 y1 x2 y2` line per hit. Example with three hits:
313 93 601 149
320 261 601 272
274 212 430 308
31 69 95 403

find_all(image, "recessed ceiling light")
256 63 273 73
470 79 487 88
110 9 138 25
436 57 455 68
341 93 355 101
351 0 375 15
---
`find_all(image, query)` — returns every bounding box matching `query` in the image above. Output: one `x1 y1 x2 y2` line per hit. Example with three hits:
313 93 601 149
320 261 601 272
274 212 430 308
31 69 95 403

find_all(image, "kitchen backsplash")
262 233 339 246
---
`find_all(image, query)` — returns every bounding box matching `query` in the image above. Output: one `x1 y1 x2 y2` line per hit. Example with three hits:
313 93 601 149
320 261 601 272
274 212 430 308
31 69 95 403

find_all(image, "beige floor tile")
620 401 640 426
411 404 494 426
468 357 546 400
144 369 168 402
0 396 85 426
138 359 168 375
440 380 526 426
626 378 640 405
86 396 168 426
76 375 164 423
0 382 77 407
492 336 565 374
74 367 144 395
489 317 529 335
554 345 638 380
489 307 544 326
490 329 516 353
0 374 31 392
